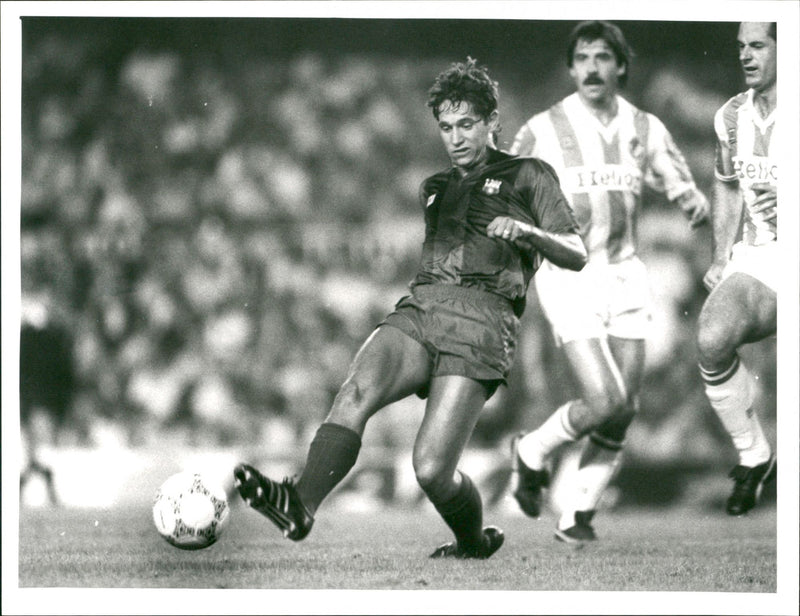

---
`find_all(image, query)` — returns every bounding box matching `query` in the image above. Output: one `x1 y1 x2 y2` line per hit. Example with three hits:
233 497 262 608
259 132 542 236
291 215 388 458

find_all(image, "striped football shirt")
714 89 777 246
510 93 698 264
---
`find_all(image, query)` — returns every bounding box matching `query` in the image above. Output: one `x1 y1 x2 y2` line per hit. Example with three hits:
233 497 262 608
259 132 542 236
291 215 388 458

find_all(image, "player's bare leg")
698 273 776 515
513 337 627 525
556 336 643 541
418 375 504 559
235 325 431 539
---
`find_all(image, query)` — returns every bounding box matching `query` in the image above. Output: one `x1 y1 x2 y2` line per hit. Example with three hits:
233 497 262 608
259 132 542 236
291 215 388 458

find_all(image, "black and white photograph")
2 2 798 615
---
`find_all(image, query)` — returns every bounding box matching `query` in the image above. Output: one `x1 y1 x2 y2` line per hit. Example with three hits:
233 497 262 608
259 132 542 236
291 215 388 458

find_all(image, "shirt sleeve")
713 106 738 183
509 121 537 157
642 114 698 201
418 173 447 212
517 159 579 234
418 180 430 212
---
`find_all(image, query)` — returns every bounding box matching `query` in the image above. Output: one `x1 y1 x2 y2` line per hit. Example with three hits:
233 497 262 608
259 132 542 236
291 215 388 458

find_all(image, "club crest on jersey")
482 178 502 195
426 194 437 208
628 137 645 165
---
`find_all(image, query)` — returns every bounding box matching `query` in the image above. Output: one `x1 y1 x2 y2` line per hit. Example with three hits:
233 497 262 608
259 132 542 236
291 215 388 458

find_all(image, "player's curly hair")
427 57 499 122
566 21 634 87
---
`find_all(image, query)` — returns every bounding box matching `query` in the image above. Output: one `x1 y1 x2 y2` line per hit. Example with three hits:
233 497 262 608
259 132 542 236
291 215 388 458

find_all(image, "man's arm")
645 116 710 228
486 217 587 272
497 157 586 271
674 188 710 228
750 183 777 237
703 177 743 291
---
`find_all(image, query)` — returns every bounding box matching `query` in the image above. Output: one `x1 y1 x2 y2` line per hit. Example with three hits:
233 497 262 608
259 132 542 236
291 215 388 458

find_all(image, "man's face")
569 37 625 105
738 22 776 93
436 100 496 171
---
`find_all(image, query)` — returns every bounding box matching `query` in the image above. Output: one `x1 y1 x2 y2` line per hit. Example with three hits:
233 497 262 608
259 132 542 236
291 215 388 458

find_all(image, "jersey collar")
567 92 628 143
745 89 776 133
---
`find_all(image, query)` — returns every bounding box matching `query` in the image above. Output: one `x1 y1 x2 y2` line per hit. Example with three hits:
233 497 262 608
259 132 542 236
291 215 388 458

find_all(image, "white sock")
518 401 580 470
701 358 771 467
571 436 623 513
557 510 577 531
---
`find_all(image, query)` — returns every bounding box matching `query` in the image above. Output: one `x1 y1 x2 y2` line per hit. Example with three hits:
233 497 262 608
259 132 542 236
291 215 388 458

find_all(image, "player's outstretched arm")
703 178 743 291
486 216 587 271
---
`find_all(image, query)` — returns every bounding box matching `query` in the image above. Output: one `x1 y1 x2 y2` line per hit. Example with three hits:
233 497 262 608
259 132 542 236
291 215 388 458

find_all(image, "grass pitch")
18 501 776 593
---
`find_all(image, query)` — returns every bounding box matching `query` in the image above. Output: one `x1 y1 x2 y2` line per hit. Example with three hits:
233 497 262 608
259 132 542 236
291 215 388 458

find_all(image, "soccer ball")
152 471 231 550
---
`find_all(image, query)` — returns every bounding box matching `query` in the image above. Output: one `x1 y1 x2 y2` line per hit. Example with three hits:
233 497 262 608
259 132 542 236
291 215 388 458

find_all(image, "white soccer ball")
152 471 230 550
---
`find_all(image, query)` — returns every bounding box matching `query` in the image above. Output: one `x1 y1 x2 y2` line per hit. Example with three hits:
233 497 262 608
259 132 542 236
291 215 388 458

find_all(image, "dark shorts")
379 284 520 398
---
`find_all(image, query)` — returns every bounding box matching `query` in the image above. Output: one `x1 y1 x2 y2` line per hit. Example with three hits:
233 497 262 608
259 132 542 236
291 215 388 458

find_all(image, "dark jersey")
411 148 578 313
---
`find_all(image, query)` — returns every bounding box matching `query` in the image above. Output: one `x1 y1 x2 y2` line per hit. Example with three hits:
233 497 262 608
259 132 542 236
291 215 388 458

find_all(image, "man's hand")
677 189 710 228
487 215 587 271
750 183 777 236
486 216 534 243
703 262 727 292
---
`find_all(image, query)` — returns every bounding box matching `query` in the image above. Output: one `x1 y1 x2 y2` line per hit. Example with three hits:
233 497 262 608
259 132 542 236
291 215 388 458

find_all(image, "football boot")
233 463 314 541
726 455 776 516
429 526 505 559
554 510 597 545
510 432 550 518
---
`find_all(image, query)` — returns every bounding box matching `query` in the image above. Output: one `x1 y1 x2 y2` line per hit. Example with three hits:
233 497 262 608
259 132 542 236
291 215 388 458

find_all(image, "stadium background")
18 17 776 510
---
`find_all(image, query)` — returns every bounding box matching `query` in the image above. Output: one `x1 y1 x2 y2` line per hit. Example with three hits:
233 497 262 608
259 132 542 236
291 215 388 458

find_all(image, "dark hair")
566 21 634 87
427 57 499 121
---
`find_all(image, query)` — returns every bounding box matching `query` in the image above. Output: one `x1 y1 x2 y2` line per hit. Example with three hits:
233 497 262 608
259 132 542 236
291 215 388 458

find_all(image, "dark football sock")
295 422 361 513
431 472 483 552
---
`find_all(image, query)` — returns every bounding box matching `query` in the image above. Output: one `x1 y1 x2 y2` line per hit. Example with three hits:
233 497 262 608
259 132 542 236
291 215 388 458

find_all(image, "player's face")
437 100 497 172
738 22 776 93
569 37 625 106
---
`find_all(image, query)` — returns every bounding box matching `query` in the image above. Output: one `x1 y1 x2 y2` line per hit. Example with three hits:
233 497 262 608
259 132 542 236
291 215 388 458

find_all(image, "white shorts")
534 257 652 345
721 241 778 293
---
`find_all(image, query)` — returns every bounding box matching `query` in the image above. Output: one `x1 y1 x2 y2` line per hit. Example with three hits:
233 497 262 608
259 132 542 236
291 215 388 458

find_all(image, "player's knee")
696 320 736 369
587 388 626 424
697 291 750 364
412 456 451 497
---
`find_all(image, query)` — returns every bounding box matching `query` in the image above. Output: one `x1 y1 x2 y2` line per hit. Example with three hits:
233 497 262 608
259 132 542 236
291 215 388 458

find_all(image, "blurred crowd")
19 22 775 470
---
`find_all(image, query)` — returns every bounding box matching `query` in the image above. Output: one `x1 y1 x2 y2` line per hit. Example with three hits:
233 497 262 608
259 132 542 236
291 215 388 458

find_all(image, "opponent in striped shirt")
697 22 777 516
508 21 709 544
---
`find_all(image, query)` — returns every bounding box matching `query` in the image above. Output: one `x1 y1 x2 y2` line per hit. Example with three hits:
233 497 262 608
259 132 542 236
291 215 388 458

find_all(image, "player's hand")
702 262 727 292
750 183 777 236
486 216 534 243
677 189 709 228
